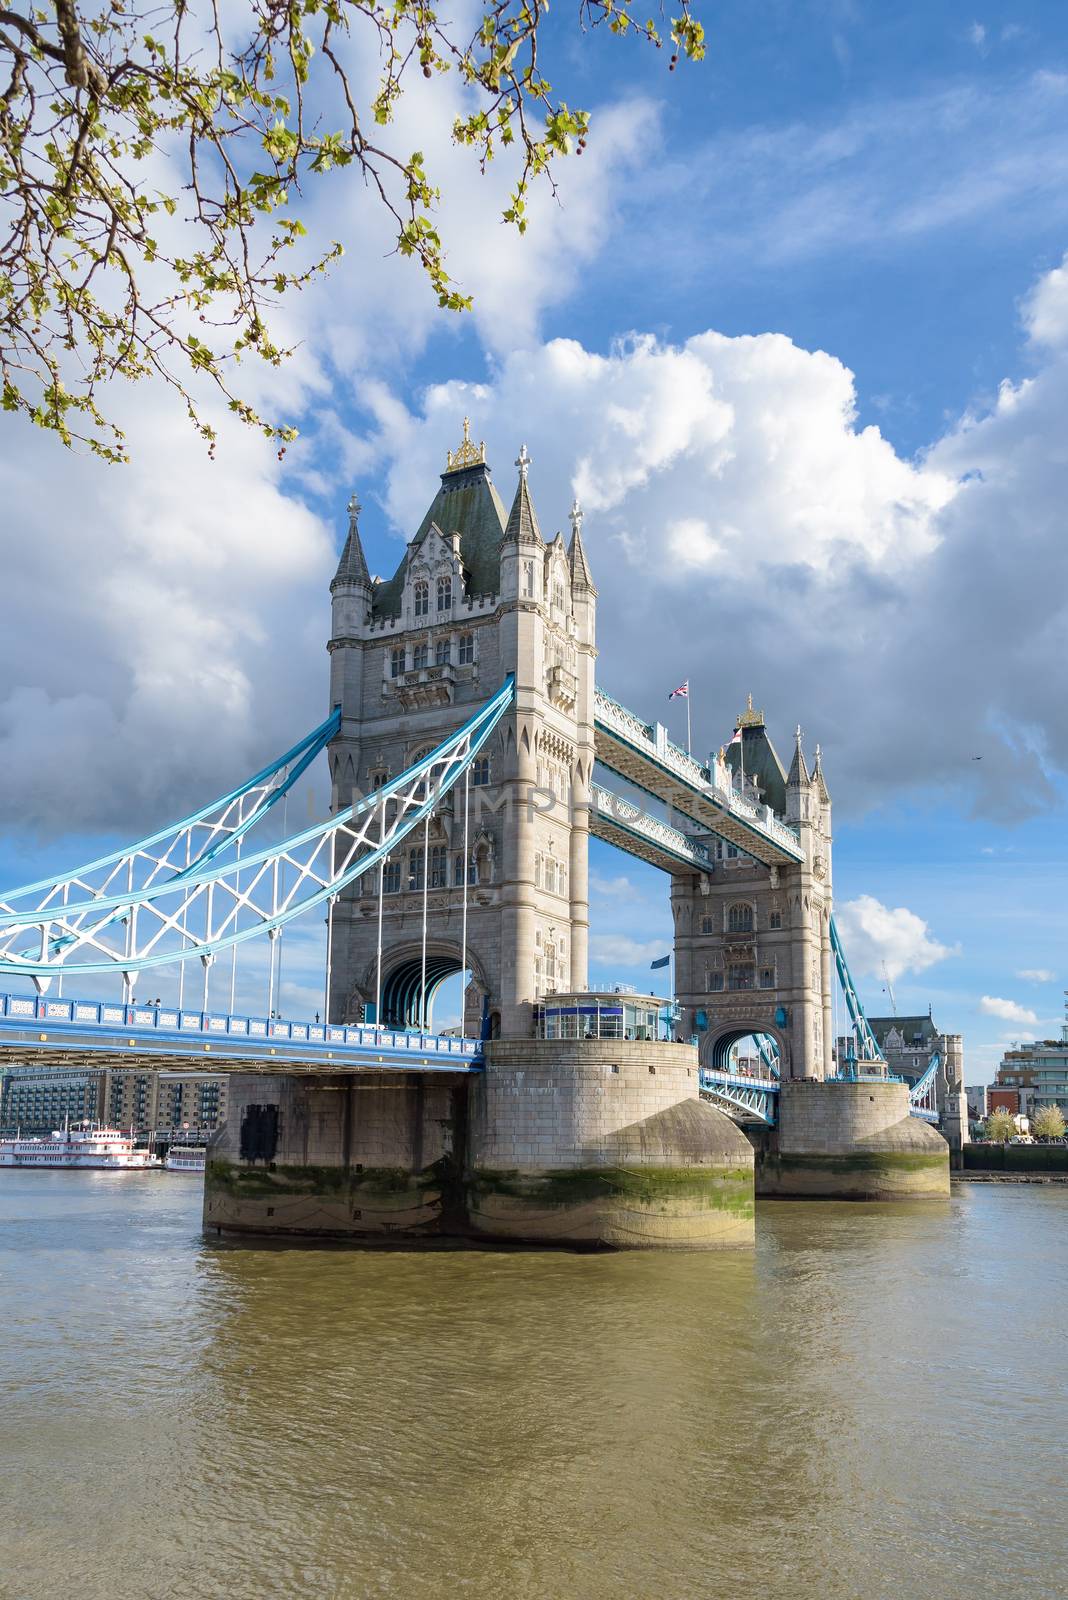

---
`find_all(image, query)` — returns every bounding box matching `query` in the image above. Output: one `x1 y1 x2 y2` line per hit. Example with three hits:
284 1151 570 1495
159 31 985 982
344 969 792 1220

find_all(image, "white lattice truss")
908 1051 941 1123
0 680 514 989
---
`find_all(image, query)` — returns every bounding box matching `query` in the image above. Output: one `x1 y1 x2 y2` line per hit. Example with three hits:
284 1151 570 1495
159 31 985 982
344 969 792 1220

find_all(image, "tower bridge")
0 425 959 1244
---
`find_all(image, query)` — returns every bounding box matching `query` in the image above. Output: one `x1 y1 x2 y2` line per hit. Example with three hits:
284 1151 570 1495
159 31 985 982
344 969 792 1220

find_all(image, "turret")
812 743 832 842
328 492 372 797
499 444 544 605
785 726 812 827
567 498 596 649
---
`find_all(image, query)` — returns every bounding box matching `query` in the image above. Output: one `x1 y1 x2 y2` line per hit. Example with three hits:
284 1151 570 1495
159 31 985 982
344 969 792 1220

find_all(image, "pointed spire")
331 491 371 590
567 497 596 593
788 724 809 786
503 445 543 544
813 742 831 802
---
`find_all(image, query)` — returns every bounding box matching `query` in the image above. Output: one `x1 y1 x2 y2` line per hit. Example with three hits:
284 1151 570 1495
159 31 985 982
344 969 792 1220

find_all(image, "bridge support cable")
419 814 431 1031
828 914 885 1067
374 860 384 1028
0 677 515 985
460 767 470 1034
756 1034 781 1078
325 828 337 1025
229 838 241 1015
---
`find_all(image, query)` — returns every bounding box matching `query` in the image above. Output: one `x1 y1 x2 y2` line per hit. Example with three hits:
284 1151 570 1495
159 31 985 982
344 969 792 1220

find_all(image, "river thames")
1 1173 1065 1600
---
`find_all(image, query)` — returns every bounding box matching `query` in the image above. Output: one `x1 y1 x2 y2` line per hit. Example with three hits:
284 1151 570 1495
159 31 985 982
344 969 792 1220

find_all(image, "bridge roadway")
0 993 482 1076
593 688 804 867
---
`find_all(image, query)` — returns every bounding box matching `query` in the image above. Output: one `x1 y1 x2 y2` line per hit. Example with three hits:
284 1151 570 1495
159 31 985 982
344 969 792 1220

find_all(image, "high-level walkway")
593 688 804 866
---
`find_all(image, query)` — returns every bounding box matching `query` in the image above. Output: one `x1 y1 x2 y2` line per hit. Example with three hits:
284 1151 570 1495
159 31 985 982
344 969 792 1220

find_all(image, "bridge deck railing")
0 993 480 1061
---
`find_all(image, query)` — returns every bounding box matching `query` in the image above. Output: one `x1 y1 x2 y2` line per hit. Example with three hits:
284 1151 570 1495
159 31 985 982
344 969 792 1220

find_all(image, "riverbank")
954 1171 1068 1184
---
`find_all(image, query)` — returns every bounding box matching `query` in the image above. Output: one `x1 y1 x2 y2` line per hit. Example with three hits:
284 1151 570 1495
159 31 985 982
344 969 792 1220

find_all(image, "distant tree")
0 0 706 462
1032 1105 1066 1142
984 1107 1017 1144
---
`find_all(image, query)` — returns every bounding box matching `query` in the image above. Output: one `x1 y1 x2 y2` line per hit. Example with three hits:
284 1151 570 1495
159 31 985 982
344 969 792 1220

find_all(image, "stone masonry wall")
469 1039 703 1169
203 1070 467 1239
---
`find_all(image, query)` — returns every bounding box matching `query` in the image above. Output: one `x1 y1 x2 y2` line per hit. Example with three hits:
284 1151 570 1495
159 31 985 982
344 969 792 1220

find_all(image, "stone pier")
203 1071 468 1241
758 1079 950 1200
204 1040 756 1248
467 1040 754 1248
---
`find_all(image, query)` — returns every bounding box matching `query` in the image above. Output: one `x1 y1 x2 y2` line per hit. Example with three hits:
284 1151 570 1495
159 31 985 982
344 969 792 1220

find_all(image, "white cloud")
980 995 1039 1024
373 248 1068 819
590 873 643 901
0 74 653 839
589 934 671 969
1017 968 1056 982
832 895 955 982
653 72 1068 273
1024 251 1068 348
0 387 333 836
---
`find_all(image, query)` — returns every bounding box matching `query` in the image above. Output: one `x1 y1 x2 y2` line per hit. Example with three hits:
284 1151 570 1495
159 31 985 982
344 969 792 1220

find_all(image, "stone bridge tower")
327 424 597 1037
672 703 834 1080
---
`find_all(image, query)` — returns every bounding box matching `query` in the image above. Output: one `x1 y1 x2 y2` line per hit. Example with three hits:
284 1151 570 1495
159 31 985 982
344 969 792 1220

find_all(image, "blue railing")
0 992 481 1062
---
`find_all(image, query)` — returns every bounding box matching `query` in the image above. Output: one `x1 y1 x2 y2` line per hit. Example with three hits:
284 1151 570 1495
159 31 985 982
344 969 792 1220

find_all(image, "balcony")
393 663 456 709
548 664 578 711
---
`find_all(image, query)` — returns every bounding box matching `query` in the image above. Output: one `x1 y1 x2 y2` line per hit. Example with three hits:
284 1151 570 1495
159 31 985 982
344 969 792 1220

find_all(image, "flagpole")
686 691 691 757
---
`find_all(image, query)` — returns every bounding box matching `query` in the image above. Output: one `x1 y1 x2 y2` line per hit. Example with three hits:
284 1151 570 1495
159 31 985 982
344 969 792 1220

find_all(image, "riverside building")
0 1065 104 1136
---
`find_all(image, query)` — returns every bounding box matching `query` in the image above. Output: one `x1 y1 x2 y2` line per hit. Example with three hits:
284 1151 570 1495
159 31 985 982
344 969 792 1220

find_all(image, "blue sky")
2 0 1067 1079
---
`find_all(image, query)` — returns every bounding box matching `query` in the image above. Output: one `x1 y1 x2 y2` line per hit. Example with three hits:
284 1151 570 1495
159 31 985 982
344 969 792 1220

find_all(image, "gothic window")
434 638 449 666
522 560 535 598
454 852 476 886
472 756 491 787
727 964 755 991
390 646 405 678
383 861 401 894
760 967 774 989
769 910 782 930
429 845 448 888
413 642 428 670
553 581 566 613
458 633 474 664
414 580 429 617
408 848 425 892
370 769 388 790
701 916 715 935
727 903 754 933
726 844 739 859
437 575 452 612
708 972 724 992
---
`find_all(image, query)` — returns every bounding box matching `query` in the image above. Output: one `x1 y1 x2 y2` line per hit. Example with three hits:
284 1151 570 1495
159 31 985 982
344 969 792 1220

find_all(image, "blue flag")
650 955 670 970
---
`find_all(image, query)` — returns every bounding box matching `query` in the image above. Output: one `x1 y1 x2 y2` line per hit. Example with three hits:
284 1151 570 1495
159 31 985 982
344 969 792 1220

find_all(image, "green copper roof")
372 462 509 617
724 724 788 816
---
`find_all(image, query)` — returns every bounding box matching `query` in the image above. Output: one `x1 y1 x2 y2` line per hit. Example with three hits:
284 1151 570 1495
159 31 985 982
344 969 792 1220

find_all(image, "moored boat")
0 1120 160 1169
164 1144 207 1173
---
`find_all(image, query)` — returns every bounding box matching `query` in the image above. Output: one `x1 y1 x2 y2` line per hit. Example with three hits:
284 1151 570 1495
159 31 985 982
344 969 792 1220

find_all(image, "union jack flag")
668 680 689 700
